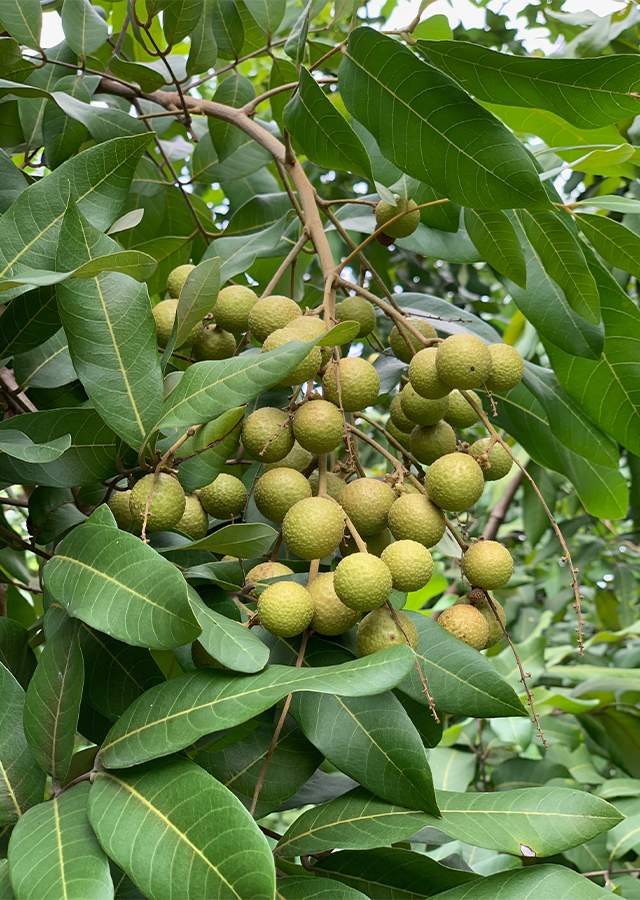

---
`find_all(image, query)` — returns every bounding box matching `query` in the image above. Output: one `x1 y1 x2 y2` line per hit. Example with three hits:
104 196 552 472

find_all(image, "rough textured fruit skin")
166 264 195 298
357 608 418 656
425 452 484 512
385 419 411 450
474 597 506 647
242 407 294 464
108 490 135 529
462 540 514 590
254 467 312 523
340 528 392 558
375 197 420 239
389 395 414 433
335 296 376 338
334 553 393 611
409 347 451 399
199 474 247 519
410 421 457 466
193 324 236 360
444 390 481 429
248 295 301 343
381 540 433 593
212 285 258 334
468 438 513 482
400 384 449 426
262 328 322 386
309 471 345 501
282 496 345 560
176 495 208 539
264 442 312 472
308 572 361 635
284 316 327 341
258 581 314 637
438 604 488 650
389 319 437 364
130 473 186 533
152 298 201 349
322 358 380 412
436 334 492 389
485 343 524 393
245 561 293 598
293 400 344 454
339 478 395 537
388 492 446 548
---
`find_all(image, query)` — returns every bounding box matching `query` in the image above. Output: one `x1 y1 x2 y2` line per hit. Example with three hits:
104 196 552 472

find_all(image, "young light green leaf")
175 256 220 349
576 212 640 280
186 523 277 557
0 432 71 463
107 208 145 235
0 663 45 825
574 195 640 214
0 251 157 292
464 208 526 288
188 592 269 674
0 0 42 49
434 864 612 899
61 0 108 57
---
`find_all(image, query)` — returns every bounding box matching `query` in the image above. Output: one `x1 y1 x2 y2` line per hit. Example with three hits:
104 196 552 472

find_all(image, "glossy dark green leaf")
0 663 45 826
284 0 312 64
163 0 202 46
174 407 244 492
0 148 27 214
61 0 108 57
464 208 526 288
187 523 278 557
189 592 269 674
0 287 60 360
0 620 36 692
434 864 611 898
186 0 217 76
277 876 368 900
0 0 41 49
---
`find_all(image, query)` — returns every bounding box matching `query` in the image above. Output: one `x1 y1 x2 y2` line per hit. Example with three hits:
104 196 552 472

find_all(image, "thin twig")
260 231 309 298
386 600 439 722
483 469 524 541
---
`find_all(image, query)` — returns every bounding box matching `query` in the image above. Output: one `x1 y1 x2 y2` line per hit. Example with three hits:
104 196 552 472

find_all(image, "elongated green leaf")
208 73 255 162
0 663 45 826
339 28 549 212
0 80 51 99
99 647 415 768
43 523 201 651
0 286 60 361
0 620 36 691
0 0 41 49
0 432 71 463
12 329 75 390
52 92 147 143
61 0 108 56
43 73 92 170
187 523 277 556
174 407 244 492
0 148 27 213
175 257 220 349
576 212 640 280
8 783 111 900
89 757 274 900
464 208 526 288
434 864 611 899
189 593 269 674
163 0 202 46
202 214 292 282
210 0 244 58
0 860 13 900
285 0 312 64
277 876 368 900
244 0 285 36
186 0 217 76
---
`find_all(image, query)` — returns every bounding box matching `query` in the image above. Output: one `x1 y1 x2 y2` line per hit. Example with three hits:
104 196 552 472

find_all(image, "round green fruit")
264 442 313 473
462 540 513 590
425 452 484 512
166 264 195 298
357 607 418 656
410 421 457 466
386 419 411 450
248 295 301 343
199 473 247 519
339 477 395 537
262 328 321 386
258 581 314 637
381 539 433 593
130 473 186 533
283 316 327 341
335 296 377 338
308 572 361 636
444 390 481 430
340 528 392 558
245 561 294 598
400 384 449 426
322 357 380 412
309 471 345 501
108 489 135 530
241 407 294 464
408 347 451 399
282 496 345 560
334 552 393 611
485 343 524 392
212 285 258 334
389 394 415 433
193 324 236 360
468 438 513 482
176 495 208 539
254 467 312 523
389 319 437 364
458 594 506 648
435 334 492 390
375 196 420 239
437 604 488 650
387 492 446 548
152 298 201 349
293 400 344 454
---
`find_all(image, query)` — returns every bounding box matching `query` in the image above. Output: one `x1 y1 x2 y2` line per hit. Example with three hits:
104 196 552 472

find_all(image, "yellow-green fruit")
248 294 301 343
322 357 380 412
485 343 524 393
339 478 395 537
335 296 377 338
199 474 247 519
108 489 135 529
408 347 451 399
212 285 258 334
193 324 236 360
284 316 327 341
387 492 446 548
241 407 294 464
254 467 312 523
334 552 393 611
375 197 420 239
264 442 312 473
462 540 514 590
400 384 449 426
152 298 201 349
386 419 411 450
308 471 345 501
468 438 513 482
293 400 344 454
176 495 208 539
308 572 360 636
389 394 415 433
389 319 437 364
438 604 488 650
130 473 186 533
425 452 484 512
258 581 314 637
282 496 345 560
468 596 506 648
436 334 492 389
381 540 433 593
340 528 392 558
444 390 481 429
410 421 457 466
262 328 321 386
166 263 195 298
357 607 418 656
245 561 294 598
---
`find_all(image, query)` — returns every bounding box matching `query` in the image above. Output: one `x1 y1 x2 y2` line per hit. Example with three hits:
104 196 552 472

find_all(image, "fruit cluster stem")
386 601 439 722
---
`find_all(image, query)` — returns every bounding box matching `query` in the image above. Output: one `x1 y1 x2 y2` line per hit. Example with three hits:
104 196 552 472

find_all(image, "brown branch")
260 230 309 298
482 469 524 541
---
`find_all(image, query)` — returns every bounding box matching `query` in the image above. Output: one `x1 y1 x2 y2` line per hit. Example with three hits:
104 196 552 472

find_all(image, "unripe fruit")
375 197 420 239
389 319 437 364
339 478 395 537
245 561 294 598
410 421 457 466
444 390 481 429
309 471 345 501
389 394 415 433
282 496 345 559
283 316 327 341
340 528 392 558
322 358 380 412
485 343 524 393
381 540 433 593
254 467 312 523
308 572 360 635
457 595 506 648
166 264 195 298
258 581 314 637
199 474 247 519
468 438 513 482
152 298 201 349
435 334 492 389
334 552 393 611
262 328 321 386
176 495 208 539
335 296 377 338
241 407 294 464
293 400 344 454
130 473 186 533
108 489 135 530
387 492 446 548
386 419 411 450
193 324 236 360
400 384 449 426
408 347 451 399
462 540 514 590
264 442 312 472
425 452 484 512
212 285 258 334
248 295 301 343
438 604 488 650
357 607 418 656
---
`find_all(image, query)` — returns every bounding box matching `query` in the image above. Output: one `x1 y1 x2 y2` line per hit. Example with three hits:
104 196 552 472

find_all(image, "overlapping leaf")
464 208 526 288
0 663 45 825
434 864 612 898
189 592 269 674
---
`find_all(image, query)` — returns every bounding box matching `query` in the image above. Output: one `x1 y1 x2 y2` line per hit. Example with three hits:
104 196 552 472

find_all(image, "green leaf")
175 256 220 349
88 757 275 900
277 875 368 900
284 67 372 179
244 0 285 36
0 620 36 691
0 860 14 900
0 36 21 69
0 432 71 463
285 0 312 64
51 92 147 143
8 783 111 900
211 0 244 59
109 57 168 92
418 41 640 130
42 73 92 170
576 212 640 280
189 592 269 674
99 647 415 768
0 0 41 49
208 73 255 163
163 0 202 46
173 407 244 492
464 209 526 288
575 195 640 215
0 148 27 214
433 864 611 898
268 56 298 133
389 175 461 233
186 523 278 557
0 663 45 825
186 0 217 76
203 214 292 281
61 0 108 57
339 28 549 212
43 523 201 651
